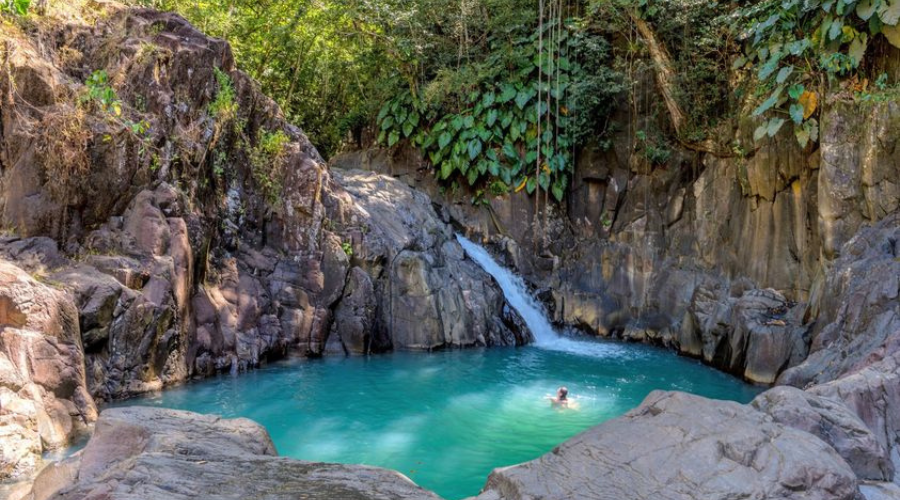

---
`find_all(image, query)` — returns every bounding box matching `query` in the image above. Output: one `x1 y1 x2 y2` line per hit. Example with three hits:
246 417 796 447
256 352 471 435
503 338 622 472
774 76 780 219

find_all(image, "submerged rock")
472 391 859 500
23 407 442 500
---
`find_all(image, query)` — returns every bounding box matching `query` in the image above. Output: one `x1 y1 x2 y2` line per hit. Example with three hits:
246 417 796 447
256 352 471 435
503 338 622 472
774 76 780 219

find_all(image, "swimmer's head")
557 386 568 400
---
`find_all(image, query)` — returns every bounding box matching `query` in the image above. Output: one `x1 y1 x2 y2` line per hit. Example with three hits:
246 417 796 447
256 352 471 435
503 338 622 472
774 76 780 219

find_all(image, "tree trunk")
629 11 732 158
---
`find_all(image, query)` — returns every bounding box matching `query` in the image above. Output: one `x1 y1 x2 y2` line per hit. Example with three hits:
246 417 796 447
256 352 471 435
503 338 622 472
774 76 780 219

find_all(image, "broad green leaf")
388 130 400 147
796 127 811 147
754 123 769 142
732 56 748 69
499 85 517 103
788 84 805 100
880 0 900 25
381 116 394 131
438 131 453 150
402 121 414 138
552 181 564 202
482 92 496 107
789 103 805 124
467 168 478 186
767 117 786 137
515 90 532 110
829 18 844 40
452 115 464 131
776 66 794 83
441 161 454 180
849 34 868 66
526 177 536 194
377 104 390 122
468 139 482 160
408 112 420 127
752 86 785 116
463 115 475 128
857 0 877 20
486 109 499 127
502 143 518 160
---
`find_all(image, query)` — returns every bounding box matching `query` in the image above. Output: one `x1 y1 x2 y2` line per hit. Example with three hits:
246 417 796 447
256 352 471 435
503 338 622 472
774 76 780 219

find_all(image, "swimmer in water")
548 386 572 408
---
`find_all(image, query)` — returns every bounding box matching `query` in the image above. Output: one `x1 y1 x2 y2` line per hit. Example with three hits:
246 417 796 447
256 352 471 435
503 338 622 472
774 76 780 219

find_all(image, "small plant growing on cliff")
209 67 237 123
81 70 122 116
1 0 30 15
248 129 290 204
341 241 353 257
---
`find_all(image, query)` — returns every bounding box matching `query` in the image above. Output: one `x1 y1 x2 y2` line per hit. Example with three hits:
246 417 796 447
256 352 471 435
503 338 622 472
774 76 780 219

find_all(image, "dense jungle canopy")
60 0 900 201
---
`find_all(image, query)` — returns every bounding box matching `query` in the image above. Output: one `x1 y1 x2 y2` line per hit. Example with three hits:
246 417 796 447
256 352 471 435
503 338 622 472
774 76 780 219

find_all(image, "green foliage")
80 69 152 140
375 19 621 202
341 241 354 257
248 129 290 204
209 67 237 122
81 70 122 116
0 0 29 15
735 0 900 146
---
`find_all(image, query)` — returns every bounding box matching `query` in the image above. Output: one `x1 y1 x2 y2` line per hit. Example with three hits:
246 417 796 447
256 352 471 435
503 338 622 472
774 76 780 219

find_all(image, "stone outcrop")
15 407 441 500
779 213 900 388
751 386 894 481
0 260 97 481
0 2 529 480
328 170 532 351
472 391 860 500
679 287 808 384
332 99 900 386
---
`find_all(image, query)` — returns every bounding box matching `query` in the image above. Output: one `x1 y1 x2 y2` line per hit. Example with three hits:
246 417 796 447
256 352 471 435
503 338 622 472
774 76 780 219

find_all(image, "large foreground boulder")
472 391 859 500
752 385 894 481
21 407 442 500
0 260 97 480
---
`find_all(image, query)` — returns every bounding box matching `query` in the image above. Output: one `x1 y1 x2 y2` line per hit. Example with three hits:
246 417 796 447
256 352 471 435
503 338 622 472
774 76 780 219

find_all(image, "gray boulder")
472 391 859 500
24 407 442 500
680 286 808 384
807 354 900 484
779 213 900 387
752 385 893 481
330 169 532 350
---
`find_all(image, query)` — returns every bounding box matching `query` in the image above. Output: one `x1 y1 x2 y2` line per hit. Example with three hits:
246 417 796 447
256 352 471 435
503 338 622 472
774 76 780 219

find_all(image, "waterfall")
456 235 628 358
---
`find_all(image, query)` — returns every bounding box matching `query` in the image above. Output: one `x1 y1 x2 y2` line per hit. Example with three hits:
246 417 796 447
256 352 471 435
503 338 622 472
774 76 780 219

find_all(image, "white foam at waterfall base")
456 235 633 359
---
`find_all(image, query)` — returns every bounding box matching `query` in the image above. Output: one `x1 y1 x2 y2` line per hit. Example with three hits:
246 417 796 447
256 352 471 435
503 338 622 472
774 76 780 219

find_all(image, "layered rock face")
0 261 97 480
332 99 900 385
467 218 900 499
329 170 531 352
14 407 441 500
0 1 526 479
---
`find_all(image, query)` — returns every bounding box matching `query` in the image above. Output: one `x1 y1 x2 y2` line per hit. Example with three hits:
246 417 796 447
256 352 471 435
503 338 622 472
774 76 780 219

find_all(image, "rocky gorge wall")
0 1 528 480
0 2 899 499
332 97 900 386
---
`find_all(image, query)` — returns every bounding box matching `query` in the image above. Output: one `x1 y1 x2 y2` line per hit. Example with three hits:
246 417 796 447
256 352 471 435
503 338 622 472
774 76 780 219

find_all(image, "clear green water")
108 342 761 499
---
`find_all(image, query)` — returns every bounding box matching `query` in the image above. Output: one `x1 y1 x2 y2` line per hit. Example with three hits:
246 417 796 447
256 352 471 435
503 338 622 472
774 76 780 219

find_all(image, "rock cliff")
0 1 526 479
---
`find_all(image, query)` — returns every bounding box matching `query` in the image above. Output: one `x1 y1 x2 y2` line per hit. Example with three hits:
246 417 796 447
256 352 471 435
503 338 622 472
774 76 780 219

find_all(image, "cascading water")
456 234 630 358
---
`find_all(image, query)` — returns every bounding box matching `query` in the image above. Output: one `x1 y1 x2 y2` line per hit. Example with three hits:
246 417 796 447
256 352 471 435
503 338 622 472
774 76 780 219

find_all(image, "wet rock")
331 170 532 350
752 385 893 481
27 407 441 500
473 391 859 500
681 286 808 383
0 260 97 480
